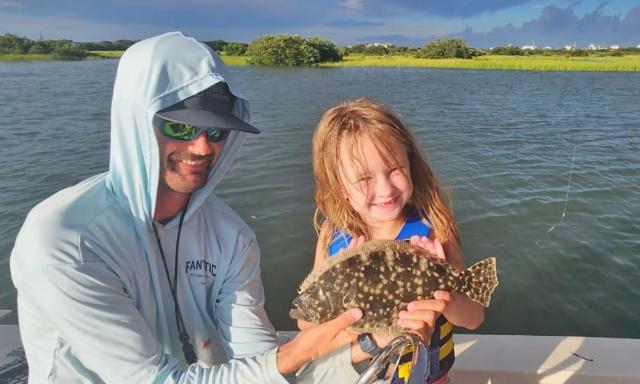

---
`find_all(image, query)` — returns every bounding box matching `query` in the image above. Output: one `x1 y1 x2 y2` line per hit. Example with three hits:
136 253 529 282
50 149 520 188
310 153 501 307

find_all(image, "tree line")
228 35 481 64
2 33 636 64
0 34 88 59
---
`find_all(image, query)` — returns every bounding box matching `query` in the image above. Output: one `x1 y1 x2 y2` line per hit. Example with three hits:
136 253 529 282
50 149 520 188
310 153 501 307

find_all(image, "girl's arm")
439 239 485 330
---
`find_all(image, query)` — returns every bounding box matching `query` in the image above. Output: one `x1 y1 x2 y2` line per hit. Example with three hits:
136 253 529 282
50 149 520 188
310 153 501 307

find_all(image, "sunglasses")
153 116 230 143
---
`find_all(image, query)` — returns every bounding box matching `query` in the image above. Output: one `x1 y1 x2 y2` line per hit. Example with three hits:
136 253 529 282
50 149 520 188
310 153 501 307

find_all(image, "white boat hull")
451 334 639 383
2 326 639 383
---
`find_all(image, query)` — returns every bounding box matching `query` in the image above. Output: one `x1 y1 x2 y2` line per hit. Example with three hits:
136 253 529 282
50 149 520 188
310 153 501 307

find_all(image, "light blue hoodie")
10 32 360 384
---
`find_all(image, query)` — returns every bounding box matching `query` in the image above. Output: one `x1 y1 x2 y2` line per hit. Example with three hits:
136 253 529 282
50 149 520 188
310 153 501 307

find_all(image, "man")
10 32 361 383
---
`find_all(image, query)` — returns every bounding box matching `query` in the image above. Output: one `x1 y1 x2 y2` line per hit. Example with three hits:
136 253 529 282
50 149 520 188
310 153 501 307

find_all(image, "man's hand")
277 309 362 375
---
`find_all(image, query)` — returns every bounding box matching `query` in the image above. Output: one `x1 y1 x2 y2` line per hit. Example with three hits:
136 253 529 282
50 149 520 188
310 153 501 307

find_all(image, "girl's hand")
348 235 366 250
398 292 450 341
356 291 451 359
404 235 449 341
409 235 446 260
336 235 366 258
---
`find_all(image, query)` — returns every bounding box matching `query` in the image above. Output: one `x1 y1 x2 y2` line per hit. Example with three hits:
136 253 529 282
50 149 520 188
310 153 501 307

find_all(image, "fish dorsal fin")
298 239 418 293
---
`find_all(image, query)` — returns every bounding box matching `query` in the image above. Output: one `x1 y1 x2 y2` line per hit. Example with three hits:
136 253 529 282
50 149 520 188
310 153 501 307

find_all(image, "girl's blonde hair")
312 98 460 252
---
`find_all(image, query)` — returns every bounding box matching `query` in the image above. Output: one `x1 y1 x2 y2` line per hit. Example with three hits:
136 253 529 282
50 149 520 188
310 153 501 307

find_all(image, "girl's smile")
339 134 413 234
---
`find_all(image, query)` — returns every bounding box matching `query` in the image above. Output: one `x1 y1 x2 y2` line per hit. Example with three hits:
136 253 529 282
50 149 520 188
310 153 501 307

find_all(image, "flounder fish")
290 239 498 336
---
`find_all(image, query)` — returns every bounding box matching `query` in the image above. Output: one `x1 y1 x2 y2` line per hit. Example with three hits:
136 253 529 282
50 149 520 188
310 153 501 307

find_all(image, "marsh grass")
4 51 638 71
218 53 249 66
0 53 55 61
319 54 640 71
90 51 123 58
0 51 124 61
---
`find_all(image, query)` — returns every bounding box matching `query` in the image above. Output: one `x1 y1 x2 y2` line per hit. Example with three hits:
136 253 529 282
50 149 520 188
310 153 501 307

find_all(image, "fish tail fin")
458 257 498 307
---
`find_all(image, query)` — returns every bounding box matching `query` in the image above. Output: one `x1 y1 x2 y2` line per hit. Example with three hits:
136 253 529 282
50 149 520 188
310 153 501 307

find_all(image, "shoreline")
2 52 639 72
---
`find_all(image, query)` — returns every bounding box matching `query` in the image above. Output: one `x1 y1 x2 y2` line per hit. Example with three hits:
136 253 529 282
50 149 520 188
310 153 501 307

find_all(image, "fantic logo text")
185 260 217 278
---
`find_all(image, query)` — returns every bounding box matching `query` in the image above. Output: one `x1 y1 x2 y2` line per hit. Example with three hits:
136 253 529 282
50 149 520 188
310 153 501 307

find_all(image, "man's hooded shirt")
11 32 284 383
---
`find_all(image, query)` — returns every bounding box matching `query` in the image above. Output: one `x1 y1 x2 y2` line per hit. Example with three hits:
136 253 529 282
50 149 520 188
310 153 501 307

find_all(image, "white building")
521 42 536 50
610 44 620 50
365 43 393 48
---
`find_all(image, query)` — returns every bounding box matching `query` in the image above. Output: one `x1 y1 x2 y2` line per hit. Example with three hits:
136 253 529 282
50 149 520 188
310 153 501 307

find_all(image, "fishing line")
547 144 577 233
532 144 577 247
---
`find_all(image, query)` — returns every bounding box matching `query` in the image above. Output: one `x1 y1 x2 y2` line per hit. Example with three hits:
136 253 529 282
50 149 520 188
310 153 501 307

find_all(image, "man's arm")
17 260 292 383
214 231 367 381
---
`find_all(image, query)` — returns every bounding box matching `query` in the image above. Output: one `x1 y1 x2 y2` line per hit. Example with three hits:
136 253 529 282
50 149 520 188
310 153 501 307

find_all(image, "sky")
1 0 639 48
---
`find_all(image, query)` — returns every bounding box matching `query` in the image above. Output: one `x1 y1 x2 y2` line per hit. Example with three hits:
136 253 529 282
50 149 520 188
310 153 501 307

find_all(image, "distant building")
365 43 393 48
521 42 536 50
588 44 607 50
610 44 620 50
564 45 574 51
637 44 640 48
542 46 553 50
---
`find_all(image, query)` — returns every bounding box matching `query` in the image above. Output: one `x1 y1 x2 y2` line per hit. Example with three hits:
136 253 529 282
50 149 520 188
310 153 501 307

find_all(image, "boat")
449 333 640 383
2 310 639 383
0 310 27 384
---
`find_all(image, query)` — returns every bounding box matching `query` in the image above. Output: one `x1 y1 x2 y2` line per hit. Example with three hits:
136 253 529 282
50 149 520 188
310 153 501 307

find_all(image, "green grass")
0 53 55 61
218 53 250 66
4 51 638 71
0 51 124 61
319 53 640 71
90 50 124 58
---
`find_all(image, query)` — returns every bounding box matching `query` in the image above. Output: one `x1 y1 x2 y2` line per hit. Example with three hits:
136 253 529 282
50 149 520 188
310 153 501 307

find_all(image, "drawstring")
152 195 197 365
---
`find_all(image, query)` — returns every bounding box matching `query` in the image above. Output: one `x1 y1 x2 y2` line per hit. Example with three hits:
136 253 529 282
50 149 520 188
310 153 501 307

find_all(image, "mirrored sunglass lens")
208 129 230 142
163 122 197 140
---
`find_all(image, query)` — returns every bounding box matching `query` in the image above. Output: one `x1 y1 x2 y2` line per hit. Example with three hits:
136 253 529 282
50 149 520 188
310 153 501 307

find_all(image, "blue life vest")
328 211 454 383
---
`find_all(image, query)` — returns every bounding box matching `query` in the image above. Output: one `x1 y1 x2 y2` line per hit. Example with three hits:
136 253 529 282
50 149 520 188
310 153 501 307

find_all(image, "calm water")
1 60 639 338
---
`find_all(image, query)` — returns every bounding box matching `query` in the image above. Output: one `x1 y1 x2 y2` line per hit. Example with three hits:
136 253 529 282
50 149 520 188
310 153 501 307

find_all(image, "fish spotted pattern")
290 239 498 336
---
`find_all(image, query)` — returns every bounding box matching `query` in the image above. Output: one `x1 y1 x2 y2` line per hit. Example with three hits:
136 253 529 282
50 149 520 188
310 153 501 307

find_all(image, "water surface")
1 60 638 337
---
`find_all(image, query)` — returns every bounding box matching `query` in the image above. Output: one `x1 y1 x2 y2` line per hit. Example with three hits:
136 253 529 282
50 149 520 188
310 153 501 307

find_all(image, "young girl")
309 98 484 383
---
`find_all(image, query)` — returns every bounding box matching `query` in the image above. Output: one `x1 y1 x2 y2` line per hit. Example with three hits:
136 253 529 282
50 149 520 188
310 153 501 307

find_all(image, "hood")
106 32 250 225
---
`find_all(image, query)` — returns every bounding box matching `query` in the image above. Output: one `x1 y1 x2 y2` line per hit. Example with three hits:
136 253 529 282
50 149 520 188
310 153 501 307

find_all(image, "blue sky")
1 0 639 47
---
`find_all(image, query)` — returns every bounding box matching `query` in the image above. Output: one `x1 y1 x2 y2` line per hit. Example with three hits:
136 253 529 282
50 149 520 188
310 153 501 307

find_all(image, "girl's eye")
392 165 410 175
357 176 372 184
